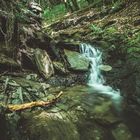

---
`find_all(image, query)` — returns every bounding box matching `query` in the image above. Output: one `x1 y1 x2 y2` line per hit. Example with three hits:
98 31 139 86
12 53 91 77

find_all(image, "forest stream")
0 0 140 140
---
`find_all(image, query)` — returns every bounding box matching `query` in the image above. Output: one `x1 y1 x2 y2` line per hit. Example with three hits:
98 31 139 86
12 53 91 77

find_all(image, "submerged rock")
64 49 90 71
92 100 120 125
34 48 54 79
112 123 134 140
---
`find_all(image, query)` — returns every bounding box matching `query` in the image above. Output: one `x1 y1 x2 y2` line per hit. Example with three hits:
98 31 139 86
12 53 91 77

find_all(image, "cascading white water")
80 43 121 101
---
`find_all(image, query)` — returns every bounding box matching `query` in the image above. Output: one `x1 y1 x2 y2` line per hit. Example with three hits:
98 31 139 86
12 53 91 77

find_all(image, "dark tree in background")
63 0 80 12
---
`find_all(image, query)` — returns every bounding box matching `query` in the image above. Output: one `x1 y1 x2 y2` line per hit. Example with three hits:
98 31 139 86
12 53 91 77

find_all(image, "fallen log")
2 91 63 112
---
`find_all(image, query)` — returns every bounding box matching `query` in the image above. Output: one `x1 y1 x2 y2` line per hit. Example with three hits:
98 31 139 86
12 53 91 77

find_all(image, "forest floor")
45 1 140 49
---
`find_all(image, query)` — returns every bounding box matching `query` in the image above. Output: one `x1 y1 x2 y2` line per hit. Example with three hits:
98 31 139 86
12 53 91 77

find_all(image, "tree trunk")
71 0 79 11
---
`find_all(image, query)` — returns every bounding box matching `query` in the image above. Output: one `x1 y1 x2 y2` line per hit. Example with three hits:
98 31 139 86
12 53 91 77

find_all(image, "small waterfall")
80 43 121 101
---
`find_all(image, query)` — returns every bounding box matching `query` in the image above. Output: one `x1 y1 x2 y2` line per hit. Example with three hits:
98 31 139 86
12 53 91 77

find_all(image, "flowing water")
80 43 121 103
78 43 140 139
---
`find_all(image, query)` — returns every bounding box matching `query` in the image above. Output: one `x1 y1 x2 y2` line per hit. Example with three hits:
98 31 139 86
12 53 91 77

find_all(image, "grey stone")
64 49 90 71
34 48 54 79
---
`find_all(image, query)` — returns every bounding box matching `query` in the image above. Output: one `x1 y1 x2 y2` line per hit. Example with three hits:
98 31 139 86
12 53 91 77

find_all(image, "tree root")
6 91 63 112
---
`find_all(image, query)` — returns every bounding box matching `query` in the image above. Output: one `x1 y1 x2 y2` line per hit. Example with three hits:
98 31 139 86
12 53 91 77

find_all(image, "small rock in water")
99 65 112 71
112 123 134 140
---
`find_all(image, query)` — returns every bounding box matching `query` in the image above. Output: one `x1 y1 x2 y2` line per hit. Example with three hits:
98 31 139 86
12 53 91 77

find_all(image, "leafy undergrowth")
43 4 67 24
45 1 140 57
43 0 88 25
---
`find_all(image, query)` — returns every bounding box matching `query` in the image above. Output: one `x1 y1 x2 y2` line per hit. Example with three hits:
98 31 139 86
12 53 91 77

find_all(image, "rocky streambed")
1 85 140 140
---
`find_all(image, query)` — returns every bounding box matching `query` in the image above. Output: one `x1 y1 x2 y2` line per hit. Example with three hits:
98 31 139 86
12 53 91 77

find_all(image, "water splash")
80 43 121 102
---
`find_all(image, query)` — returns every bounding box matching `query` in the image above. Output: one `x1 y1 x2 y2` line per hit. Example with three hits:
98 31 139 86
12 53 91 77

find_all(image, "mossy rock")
0 53 20 70
64 49 90 71
34 48 54 79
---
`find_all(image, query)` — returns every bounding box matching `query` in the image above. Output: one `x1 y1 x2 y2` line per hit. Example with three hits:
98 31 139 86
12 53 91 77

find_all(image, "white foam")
80 43 121 102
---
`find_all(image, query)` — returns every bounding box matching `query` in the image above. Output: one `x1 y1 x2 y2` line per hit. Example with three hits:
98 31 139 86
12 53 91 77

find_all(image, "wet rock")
64 49 90 71
7 77 50 91
99 65 112 71
34 48 54 79
112 123 134 140
84 99 120 126
53 61 67 74
119 57 140 104
77 119 107 140
17 85 121 140
6 113 21 140
0 76 50 104
0 53 20 71
19 111 80 140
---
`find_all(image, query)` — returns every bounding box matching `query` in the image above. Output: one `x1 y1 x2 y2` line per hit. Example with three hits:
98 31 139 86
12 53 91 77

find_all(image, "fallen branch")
6 91 63 112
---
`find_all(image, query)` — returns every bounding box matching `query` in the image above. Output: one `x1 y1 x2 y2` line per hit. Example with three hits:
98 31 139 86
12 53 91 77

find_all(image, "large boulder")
34 48 54 79
64 49 90 71
19 111 80 140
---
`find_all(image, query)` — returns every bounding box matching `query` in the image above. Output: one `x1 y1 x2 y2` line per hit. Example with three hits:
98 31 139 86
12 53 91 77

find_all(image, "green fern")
90 24 103 34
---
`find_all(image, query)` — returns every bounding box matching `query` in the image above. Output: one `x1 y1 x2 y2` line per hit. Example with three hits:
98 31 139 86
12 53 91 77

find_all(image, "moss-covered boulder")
64 49 90 71
34 48 54 79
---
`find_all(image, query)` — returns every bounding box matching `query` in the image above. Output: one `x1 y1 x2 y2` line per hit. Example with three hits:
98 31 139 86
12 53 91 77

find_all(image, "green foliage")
92 0 103 7
78 0 88 8
126 32 140 55
90 24 103 35
90 25 118 37
104 27 118 35
43 4 67 23
43 0 91 24
127 47 140 54
127 32 140 47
